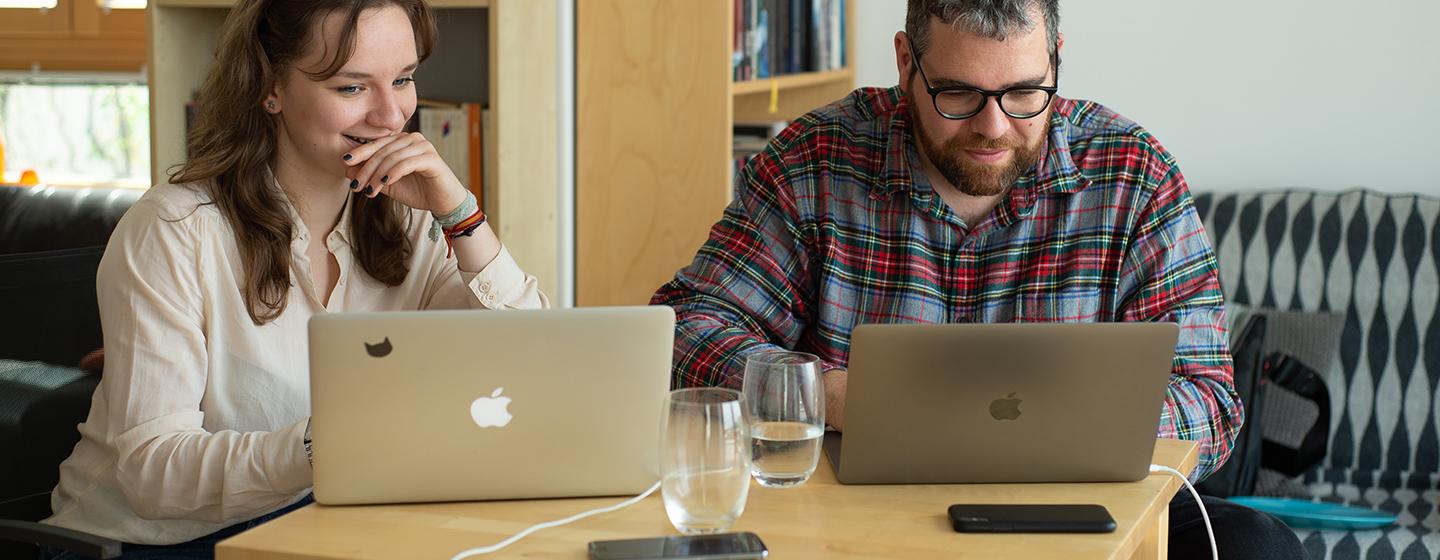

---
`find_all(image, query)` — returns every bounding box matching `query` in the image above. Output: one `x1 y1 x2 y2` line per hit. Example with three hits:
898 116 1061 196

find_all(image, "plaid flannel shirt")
652 86 1241 480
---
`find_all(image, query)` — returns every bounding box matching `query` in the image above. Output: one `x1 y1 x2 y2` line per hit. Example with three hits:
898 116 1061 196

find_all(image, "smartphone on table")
588 531 768 560
948 504 1117 533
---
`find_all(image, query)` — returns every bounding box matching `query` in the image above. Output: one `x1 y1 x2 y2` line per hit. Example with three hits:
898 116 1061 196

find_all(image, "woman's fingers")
344 133 412 191
362 143 431 198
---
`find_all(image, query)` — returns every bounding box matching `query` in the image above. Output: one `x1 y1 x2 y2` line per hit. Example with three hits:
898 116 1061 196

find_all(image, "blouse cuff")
462 246 527 309
266 418 313 493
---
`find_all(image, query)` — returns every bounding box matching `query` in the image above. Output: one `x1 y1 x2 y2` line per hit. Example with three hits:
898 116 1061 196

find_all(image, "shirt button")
480 281 492 293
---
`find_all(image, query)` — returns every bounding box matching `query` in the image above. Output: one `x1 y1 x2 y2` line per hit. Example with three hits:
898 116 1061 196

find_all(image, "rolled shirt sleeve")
1117 166 1242 482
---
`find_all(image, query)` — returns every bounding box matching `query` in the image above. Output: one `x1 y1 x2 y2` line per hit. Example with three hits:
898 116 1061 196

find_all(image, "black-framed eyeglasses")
910 40 1058 120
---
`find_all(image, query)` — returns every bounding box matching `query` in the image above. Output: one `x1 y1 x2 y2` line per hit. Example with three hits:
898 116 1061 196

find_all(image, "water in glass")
750 420 824 487
743 351 825 488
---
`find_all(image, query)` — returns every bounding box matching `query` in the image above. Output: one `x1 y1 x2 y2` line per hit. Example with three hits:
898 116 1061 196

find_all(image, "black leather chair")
0 184 141 559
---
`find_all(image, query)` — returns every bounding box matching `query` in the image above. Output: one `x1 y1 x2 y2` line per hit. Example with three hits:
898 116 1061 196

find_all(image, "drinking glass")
742 351 825 487
660 388 752 534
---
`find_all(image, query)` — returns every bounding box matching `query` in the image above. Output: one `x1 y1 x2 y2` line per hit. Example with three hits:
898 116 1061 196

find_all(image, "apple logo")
364 337 393 358
989 392 1022 421
470 387 514 428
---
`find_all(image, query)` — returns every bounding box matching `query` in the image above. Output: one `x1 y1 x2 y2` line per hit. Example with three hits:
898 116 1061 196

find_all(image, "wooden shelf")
731 68 855 96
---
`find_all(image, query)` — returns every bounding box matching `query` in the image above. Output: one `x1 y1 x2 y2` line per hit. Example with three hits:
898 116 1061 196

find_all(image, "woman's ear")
264 95 281 114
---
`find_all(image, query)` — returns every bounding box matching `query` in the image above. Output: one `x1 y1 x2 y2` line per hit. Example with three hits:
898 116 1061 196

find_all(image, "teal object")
1230 497 1398 530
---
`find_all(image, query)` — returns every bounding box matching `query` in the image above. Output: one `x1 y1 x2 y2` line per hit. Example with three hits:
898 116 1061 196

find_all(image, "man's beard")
908 95 1047 197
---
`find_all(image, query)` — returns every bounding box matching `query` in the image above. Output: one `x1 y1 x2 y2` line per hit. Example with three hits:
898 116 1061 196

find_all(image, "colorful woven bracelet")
429 191 480 242
440 206 487 258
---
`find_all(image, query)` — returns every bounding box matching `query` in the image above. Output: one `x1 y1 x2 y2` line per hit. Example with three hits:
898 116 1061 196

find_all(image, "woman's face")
268 5 419 184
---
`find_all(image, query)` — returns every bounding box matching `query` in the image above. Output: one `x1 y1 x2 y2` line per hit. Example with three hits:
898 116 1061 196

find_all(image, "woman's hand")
341 132 468 215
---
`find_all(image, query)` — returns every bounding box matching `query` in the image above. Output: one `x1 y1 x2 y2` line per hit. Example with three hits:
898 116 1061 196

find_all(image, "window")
0 72 149 186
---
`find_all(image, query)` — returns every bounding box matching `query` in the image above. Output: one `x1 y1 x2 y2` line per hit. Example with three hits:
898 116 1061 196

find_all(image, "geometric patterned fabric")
1194 190 1440 560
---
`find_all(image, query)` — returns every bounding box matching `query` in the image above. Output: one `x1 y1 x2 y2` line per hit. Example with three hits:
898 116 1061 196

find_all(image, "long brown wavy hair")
171 0 436 325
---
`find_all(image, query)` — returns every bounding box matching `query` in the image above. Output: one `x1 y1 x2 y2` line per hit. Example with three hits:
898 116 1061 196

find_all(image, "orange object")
18 169 40 186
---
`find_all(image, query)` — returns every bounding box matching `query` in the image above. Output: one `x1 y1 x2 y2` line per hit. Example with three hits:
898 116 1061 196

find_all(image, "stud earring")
266 101 277 112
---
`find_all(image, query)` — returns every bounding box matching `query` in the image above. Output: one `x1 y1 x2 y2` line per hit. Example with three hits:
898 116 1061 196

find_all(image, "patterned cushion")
1194 189 1440 560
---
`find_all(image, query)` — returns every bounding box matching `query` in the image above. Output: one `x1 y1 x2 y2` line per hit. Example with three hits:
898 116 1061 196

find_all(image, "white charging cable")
1149 464 1217 560
449 481 662 559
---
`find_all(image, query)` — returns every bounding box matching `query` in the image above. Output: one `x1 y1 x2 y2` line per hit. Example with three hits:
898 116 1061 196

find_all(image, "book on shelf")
734 0 846 82
413 99 488 210
732 120 788 195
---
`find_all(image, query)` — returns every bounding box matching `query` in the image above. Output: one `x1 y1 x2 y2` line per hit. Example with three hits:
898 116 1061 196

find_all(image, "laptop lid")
829 322 1179 484
308 306 674 505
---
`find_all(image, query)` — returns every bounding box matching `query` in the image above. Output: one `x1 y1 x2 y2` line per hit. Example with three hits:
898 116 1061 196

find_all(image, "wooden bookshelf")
147 0 557 298
731 67 854 96
576 0 856 307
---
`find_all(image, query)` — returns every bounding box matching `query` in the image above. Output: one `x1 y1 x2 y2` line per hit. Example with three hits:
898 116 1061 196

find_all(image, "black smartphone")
587 532 768 560
948 504 1117 533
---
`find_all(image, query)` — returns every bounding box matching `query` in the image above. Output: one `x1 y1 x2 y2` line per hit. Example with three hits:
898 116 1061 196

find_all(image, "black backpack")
1198 313 1332 497
1198 314 1267 497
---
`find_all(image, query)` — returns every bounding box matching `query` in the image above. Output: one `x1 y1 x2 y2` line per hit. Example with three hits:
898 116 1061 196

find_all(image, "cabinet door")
0 0 145 71
0 3 72 38
73 0 145 39
576 0 733 307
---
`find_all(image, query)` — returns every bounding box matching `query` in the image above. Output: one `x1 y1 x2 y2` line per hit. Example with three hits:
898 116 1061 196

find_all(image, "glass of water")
742 351 825 488
660 388 752 534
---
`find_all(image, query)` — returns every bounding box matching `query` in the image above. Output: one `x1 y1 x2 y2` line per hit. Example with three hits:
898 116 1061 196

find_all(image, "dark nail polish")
380 175 388 183
363 186 374 195
349 179 358 189
343 154 352 161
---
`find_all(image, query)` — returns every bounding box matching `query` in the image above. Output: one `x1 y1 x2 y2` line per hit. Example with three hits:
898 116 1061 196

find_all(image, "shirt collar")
265 165 355 247
1031 96 1090 195
876 88 1090 199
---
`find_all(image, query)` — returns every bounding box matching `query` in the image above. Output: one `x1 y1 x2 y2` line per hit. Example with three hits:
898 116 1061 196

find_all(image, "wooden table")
218 439 1197 559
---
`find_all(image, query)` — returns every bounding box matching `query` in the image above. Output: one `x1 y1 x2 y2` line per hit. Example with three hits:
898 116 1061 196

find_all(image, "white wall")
854 0 1440 195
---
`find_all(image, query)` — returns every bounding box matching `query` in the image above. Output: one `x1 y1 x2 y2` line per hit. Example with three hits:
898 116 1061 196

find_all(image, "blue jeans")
38 495 314 560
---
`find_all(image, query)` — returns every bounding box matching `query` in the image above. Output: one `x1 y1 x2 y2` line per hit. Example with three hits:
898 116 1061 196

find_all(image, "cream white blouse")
43 180 548 545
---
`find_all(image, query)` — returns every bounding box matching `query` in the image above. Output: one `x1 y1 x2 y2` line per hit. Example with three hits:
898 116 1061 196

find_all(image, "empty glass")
660 388 752 534
742 351 825 488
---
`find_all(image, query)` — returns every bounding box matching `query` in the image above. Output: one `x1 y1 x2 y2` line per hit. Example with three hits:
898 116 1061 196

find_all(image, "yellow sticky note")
769 79 779 114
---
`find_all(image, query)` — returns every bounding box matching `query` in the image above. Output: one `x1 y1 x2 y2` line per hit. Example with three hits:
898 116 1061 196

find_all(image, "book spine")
466 103 483 208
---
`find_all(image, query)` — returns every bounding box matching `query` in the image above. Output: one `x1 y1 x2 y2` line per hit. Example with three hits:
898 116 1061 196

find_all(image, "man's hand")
822 368 848 431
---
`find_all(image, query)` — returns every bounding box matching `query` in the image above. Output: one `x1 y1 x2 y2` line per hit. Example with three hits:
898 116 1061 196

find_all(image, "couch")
1194 189 1440 560
0 184 140 558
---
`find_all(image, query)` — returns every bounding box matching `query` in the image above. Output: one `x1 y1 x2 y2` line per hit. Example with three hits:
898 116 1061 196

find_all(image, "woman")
40 0 546 556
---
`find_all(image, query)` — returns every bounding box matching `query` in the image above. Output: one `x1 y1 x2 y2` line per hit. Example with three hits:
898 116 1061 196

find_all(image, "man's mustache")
944 134 1021 153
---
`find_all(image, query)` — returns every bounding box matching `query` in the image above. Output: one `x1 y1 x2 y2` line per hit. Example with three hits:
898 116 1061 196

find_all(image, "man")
652 1 1305 558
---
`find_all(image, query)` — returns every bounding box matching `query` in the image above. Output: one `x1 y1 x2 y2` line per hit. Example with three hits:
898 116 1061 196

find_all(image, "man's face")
899 14 1057 197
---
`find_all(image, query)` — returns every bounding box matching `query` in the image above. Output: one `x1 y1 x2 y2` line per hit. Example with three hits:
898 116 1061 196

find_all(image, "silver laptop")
826 322 1179 484
308 306 674 505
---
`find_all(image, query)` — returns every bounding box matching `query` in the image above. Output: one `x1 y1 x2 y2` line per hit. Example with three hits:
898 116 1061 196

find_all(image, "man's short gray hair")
906 0 1060 64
